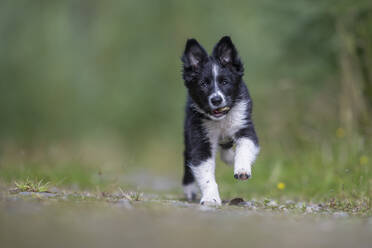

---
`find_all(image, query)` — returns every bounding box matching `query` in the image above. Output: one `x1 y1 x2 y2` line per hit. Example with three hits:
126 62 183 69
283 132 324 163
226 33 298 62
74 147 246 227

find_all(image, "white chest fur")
202 100 248 150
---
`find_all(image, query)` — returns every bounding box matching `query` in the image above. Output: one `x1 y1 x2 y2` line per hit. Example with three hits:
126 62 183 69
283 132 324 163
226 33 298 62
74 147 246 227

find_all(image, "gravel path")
1 188 371 248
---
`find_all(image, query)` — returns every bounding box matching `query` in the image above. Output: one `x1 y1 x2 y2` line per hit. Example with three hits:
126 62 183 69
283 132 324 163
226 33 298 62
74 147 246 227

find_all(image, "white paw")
200 195 222 206
183 182 199 201
220 148 234 166
233 167 251 181
200 187 222 206
233 138 259 181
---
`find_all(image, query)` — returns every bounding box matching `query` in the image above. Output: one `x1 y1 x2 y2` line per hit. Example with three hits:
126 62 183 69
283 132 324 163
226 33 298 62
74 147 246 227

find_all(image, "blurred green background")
0 0 371 201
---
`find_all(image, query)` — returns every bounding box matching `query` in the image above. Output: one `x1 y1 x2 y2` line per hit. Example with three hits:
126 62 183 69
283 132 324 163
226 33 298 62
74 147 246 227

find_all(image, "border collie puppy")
181 36 260 206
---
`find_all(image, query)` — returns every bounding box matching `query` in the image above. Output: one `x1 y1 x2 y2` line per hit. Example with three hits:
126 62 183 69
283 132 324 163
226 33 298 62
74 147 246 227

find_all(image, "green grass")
0 134 370 206
0 162 111 190
14 178 50 192
217 138 371 203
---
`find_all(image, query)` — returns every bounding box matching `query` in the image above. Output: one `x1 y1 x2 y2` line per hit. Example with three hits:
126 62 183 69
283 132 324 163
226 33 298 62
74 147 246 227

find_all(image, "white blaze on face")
212 63 219 84
208 64 226 107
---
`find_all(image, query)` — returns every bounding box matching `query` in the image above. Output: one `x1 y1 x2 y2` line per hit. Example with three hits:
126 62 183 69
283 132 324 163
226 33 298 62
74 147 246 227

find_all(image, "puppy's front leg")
191 158 221 206
234 138 260 180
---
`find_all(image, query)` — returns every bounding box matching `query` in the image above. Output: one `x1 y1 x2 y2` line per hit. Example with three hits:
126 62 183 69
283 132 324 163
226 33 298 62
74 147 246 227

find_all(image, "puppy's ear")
212 36 243 74
182 39 208 69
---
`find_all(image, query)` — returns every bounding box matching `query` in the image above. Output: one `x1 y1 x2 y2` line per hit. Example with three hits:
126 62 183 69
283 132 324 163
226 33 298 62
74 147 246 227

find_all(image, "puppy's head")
182 36 244 120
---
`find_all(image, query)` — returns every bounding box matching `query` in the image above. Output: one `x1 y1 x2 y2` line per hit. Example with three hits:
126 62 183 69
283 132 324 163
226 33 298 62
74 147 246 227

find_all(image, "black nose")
211 95 223 106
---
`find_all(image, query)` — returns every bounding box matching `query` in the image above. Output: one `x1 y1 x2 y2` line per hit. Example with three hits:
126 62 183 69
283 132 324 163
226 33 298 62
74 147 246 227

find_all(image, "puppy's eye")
221 80 228 85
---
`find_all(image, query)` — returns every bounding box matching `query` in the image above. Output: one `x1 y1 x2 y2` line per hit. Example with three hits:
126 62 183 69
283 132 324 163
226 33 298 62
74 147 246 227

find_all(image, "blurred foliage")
0 0 371 200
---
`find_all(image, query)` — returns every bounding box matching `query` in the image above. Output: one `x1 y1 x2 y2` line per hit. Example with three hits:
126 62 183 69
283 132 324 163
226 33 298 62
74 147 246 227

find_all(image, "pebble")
266 200 278 208
241 201 255 208
309 204 321 212
296 202 306 209
229 198 245 206
305 206 313 213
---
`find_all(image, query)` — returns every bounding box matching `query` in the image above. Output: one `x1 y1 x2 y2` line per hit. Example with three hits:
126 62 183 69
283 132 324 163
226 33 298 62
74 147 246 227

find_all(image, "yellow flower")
360 155 369 165
336 128 345 138
277 182 285 190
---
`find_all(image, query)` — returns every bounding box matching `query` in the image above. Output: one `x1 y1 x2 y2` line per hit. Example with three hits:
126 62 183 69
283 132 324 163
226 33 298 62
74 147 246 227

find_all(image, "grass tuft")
14 178 50 193
118 187 143 201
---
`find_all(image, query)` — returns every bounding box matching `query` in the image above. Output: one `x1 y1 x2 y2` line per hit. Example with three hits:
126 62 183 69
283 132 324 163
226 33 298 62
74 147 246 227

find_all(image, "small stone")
333 212 349 218
285 200 295 205
266 200 278 208
229 198 245 205
309 204 321 212
241 201 254 208
305 206 313 213
82 192 94 198
296 202 306 209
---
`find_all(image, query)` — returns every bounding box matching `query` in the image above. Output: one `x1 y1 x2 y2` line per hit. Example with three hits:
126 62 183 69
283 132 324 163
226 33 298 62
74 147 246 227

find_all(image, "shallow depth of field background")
0 0 371 201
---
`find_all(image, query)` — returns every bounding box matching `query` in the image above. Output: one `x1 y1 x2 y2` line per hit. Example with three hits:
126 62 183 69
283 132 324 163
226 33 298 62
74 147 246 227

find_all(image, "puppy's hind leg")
219 141 234 166
182 165 199 201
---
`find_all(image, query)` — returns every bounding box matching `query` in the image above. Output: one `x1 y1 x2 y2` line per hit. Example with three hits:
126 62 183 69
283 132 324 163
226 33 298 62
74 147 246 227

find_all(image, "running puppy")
181 36 260 206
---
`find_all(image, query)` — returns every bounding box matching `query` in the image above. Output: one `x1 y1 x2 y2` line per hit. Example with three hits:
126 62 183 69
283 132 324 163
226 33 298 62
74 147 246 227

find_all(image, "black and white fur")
181 36 259 206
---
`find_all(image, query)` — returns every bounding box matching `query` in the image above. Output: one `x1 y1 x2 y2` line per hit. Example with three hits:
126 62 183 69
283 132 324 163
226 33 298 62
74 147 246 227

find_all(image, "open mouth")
211 106 230 118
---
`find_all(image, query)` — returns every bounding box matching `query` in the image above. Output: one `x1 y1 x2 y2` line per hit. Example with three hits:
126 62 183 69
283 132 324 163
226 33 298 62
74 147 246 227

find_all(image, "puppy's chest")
203 109 246 144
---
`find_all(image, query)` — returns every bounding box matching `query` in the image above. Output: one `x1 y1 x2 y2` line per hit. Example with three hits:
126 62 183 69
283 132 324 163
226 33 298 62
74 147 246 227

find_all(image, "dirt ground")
1 187 371 248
